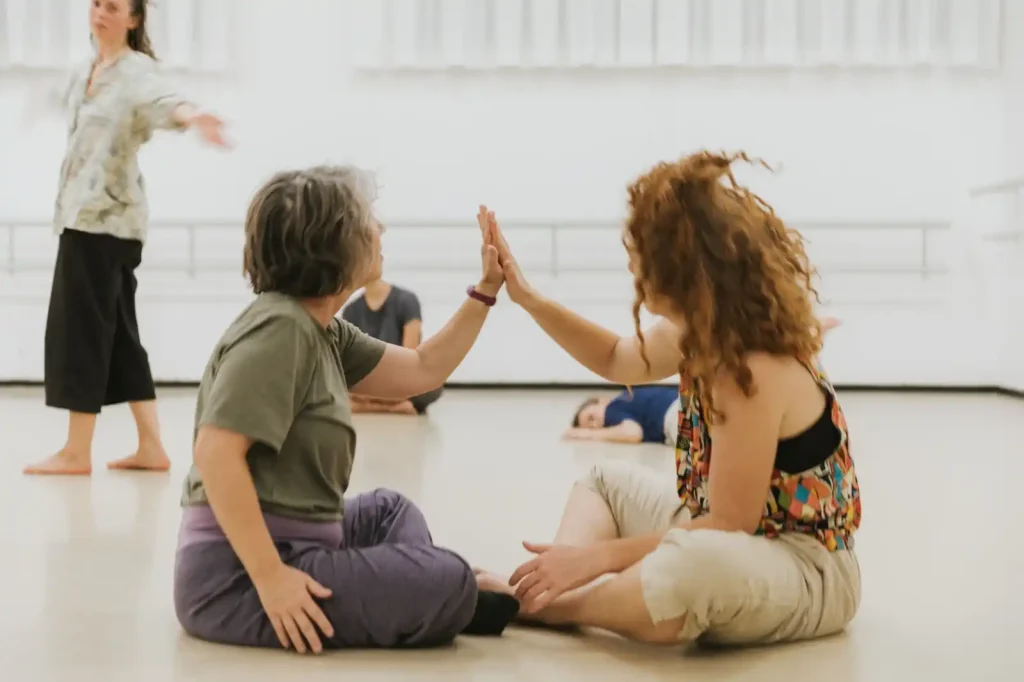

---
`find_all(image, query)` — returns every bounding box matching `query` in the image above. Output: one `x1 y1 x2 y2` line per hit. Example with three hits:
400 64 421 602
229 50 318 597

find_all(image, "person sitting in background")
566 319 839 446
567 385 680 445
342 278 443 415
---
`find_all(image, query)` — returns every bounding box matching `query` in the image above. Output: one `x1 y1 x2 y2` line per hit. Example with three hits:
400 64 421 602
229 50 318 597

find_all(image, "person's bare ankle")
107 440 171 471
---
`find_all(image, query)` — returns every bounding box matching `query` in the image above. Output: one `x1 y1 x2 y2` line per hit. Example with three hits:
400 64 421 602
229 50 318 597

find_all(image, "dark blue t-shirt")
341 285 421 346
604 385 679 443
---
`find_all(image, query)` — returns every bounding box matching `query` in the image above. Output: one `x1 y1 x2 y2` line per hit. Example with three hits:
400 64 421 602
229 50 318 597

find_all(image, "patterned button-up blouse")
53 50 188 243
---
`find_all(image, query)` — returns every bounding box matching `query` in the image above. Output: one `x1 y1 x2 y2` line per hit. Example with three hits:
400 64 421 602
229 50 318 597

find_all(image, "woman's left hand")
821 316 841 333
191 112 230 148
562 427 596 441
509 541 605 613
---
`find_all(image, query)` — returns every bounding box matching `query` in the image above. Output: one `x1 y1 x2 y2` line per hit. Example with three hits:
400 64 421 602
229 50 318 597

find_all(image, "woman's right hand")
253 562 335 654
191 112 231 148
477 205 538 306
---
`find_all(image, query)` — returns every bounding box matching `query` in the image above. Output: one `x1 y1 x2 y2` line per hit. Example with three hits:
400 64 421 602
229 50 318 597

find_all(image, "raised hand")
477 205 538 306
475 206 504 296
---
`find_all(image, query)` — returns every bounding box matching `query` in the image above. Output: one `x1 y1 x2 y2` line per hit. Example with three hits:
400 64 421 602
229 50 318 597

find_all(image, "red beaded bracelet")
466 285 497 307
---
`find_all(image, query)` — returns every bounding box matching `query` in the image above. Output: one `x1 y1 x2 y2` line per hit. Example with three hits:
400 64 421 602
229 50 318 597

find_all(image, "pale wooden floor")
1 386 1022 681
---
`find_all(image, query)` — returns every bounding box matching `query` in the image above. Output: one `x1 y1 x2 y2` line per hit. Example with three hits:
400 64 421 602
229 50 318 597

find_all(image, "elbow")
730 513 763 536
172 102 196 126
715 505 763 534
699 512 761 536
411 350 446 394
737 519 761 536
192 426 248 478
192 441 217 477
599 345 623 383
601 339 645 386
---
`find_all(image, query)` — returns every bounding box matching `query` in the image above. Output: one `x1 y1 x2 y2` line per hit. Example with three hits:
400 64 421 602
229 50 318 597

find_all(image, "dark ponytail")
128 0 157 60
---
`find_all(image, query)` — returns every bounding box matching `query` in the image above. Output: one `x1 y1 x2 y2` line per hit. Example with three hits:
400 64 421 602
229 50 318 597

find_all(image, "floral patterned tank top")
674 359 862 551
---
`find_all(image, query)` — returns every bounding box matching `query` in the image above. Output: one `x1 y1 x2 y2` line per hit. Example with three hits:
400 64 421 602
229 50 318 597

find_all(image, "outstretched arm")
564 421 644 443
132 68 229 147
349 285 497 399
481 206 681 385
483 207 840 385
20 70 77 127
349 208 504 399
522 296 681 386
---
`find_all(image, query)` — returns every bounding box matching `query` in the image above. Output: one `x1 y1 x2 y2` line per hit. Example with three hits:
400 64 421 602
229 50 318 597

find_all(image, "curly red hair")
625 150 823 421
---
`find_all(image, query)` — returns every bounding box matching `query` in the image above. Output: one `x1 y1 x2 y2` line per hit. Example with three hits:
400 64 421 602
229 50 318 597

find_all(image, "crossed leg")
476 461 689 643
480 461 862 647
176 489 479 649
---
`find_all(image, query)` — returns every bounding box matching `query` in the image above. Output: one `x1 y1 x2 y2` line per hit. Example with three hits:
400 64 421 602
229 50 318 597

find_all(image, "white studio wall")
967 181 1024 393
970 0 1024 394
0 0 1012 387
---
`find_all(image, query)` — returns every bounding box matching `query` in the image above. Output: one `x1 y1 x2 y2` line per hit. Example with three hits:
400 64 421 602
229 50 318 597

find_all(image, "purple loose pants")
173 489 478 649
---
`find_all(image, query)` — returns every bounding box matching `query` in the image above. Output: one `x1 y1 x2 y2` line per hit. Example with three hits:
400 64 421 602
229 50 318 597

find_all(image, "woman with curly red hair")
475 151 862 647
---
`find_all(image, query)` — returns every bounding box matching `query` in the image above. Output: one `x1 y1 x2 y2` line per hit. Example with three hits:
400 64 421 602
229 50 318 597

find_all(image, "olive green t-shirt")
180 292 387 522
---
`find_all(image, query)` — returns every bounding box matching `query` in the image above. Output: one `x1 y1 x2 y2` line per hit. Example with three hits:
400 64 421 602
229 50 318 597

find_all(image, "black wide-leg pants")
44 229 156 414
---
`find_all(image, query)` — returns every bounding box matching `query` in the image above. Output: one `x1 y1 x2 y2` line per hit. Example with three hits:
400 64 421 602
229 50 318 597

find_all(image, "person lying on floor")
566 385 681 445
474 151 861 648
341 275 442 415
173 168 518 654
567 319 840 445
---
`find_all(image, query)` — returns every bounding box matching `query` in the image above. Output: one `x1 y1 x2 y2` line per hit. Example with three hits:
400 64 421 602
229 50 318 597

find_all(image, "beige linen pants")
583 461 861 645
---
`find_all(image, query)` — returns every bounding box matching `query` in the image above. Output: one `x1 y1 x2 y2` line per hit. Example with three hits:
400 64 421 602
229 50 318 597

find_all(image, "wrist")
591 541 620 575
473 281 501 299
174 103 197 127
247 556 285 586
520 289 544 314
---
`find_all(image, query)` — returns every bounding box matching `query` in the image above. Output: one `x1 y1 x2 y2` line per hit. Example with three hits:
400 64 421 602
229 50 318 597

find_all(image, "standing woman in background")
24 0 229 475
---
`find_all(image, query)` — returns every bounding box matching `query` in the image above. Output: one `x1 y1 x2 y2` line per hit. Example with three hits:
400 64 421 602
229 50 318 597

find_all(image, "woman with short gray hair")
173 167 517 652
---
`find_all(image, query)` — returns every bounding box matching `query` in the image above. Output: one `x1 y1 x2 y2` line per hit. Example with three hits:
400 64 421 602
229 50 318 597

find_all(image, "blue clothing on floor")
604 385 680 443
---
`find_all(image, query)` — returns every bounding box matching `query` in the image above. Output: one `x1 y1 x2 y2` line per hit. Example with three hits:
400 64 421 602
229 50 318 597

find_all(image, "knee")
432 549 479 622
174 596 226 646
406 549 478 645
633 616 690 646
646 530 768 628
370 488 419 515
370 487 406 505
579 460 633 501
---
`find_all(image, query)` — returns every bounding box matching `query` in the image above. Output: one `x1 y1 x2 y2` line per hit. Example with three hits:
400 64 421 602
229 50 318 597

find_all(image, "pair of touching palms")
475 205 533 303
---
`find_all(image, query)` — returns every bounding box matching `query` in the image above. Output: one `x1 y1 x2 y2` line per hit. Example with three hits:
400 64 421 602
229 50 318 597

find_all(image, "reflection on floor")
1 386 1021 681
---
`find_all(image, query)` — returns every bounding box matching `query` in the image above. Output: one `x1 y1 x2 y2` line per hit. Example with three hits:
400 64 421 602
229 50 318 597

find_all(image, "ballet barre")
0 218 951 279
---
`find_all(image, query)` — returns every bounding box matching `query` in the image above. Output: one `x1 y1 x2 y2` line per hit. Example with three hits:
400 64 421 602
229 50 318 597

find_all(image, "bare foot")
473 568 578 631
23 450 92 476
388 401 418 415
474 569 517 597
107 444 171 472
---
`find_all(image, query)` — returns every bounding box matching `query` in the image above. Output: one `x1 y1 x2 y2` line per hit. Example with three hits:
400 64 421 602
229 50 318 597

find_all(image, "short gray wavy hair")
243 165 378 297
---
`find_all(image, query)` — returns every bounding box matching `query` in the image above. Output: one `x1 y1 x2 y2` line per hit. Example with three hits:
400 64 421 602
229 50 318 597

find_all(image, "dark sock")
461 591 520 636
